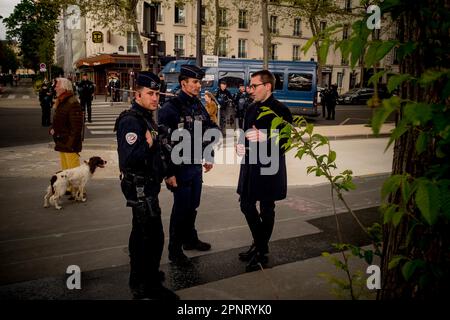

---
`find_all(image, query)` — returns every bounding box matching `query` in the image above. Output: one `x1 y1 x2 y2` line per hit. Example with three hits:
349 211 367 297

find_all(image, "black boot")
245 252 268 272
168 251 191 266
238 243 257 261
183 239 211 251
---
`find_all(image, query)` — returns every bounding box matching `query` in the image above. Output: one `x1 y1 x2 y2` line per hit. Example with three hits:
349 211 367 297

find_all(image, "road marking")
340 118 351 125
90 130 116 134
7 94 15 99
22 95 30 99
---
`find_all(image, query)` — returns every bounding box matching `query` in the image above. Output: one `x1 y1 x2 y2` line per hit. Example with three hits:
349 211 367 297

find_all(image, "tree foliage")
77 0 148 70
299 0 450 299
3 0 60 71
0 41 19 73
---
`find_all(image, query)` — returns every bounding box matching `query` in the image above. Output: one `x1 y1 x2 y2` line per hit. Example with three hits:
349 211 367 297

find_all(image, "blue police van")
161 58 319 116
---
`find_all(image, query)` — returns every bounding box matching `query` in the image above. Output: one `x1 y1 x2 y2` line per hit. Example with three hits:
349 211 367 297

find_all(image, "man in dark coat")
236 70 293 272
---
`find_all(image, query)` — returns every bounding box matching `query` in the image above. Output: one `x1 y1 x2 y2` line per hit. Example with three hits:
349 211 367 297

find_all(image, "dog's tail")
50 175 57 194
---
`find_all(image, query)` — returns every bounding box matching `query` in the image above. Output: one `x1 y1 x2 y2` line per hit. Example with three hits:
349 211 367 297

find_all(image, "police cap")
136 71 160 90
180 65 205 80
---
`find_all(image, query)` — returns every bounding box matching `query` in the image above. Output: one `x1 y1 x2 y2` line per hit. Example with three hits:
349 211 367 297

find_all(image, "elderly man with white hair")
50 78 84 189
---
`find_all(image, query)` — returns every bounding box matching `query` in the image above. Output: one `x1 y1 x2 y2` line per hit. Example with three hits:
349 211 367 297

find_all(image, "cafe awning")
75 53 143 69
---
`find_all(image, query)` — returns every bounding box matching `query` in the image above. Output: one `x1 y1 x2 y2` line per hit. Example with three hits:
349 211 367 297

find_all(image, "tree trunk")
261 0 269 69
309 17 322 86
378 1 450 299
131 5 147 71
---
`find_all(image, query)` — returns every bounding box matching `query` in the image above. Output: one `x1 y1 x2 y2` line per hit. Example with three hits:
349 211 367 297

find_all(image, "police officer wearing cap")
115 71 178 300
158 64 218 265
77 73 95 123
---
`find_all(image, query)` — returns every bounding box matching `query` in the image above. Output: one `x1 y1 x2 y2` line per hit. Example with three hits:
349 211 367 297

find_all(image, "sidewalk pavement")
0 124 394 300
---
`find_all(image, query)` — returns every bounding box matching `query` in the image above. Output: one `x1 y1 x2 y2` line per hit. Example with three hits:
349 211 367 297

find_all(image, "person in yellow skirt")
50 77 83 194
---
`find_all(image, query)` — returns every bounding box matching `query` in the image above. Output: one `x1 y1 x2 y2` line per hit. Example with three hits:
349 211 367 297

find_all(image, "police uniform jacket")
52 92 83 153
158 90 217 176
77 79 95 99
237 94 293 201
116 101 172 183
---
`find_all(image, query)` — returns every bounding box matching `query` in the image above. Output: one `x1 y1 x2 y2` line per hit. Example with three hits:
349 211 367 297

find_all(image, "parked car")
337 87 390 105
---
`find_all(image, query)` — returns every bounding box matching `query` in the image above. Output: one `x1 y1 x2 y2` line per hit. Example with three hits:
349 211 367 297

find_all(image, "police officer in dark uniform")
215 80 235 132
236 70 293 272
39 79 53 126
233 83 251 129
77 73 95 123
158 65 219 265
115 71 178 300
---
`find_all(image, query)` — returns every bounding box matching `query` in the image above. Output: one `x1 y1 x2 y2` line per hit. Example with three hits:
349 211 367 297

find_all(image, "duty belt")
121 171 155 184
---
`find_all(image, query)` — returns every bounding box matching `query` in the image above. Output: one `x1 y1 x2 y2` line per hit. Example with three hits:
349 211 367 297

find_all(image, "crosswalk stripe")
22 95 30 99
7 95 15 99
86 125 114 129
85 121 115 125
90 130 116 134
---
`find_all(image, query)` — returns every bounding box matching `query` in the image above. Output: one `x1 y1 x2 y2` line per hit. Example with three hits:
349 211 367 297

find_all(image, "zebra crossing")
86 101 129 135
0 94 33 99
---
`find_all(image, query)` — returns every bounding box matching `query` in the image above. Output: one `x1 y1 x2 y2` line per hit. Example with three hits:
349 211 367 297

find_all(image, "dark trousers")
80 97 92 121
326 103 336 120
240 197 276 254
169 165 203 254
322 102 327 118
41 104 51 126
129 201 164 288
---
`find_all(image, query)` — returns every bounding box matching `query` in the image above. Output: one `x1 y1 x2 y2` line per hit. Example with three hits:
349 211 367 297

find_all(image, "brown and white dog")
44 156 107 210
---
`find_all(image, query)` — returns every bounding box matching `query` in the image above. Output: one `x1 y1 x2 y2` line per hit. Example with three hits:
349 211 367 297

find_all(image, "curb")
48 133 390 151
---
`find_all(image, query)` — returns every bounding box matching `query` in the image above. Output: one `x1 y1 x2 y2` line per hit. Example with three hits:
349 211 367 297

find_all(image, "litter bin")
122 90 128 103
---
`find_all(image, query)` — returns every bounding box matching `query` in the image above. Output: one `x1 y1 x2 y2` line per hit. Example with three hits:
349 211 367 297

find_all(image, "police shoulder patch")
125 132 138 145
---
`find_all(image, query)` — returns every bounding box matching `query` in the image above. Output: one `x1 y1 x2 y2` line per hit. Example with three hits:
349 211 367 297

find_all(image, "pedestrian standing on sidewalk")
235 70 293 272
77 73 95 123
320 85 328 119
39 79 52 127
115 71 178 300
204 91 218 125
326 84 339 120
49 78 83 193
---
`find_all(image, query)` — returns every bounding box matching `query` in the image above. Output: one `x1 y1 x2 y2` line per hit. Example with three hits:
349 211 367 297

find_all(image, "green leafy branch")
258 109 381 299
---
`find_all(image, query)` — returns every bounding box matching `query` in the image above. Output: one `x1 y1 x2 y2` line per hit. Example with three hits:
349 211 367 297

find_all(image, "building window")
320 21 327 32
270 44 277 60
341 56 348 66
270 16 278 34
342 24 349 40
239 10 248 29
337 72 344 88
273 72 284 90
393 47 399 64
174 5 185 24
293 45 300 61
293 18 301 36
288 73 313 91
218 8 227 28
201 6 206 25
345 0 352 12
127 32 138 53
174 34 184 56
156 2 163 23
218 37 227 57
238 39 247 58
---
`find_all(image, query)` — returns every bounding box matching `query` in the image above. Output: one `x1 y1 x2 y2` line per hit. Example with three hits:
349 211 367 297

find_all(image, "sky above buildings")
0 0 21 40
